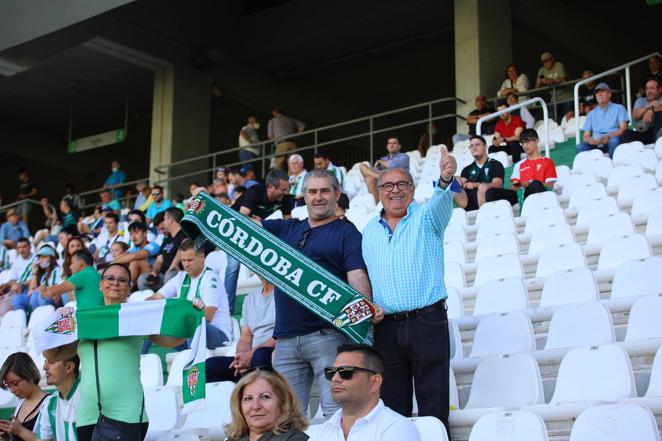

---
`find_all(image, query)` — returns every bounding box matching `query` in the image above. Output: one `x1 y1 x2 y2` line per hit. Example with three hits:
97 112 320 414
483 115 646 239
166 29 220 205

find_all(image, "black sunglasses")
297 228 312 249
323 365 378 381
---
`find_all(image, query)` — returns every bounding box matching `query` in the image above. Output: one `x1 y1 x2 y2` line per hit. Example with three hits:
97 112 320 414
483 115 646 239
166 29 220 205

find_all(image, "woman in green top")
61 263 202 441
225 368 309 441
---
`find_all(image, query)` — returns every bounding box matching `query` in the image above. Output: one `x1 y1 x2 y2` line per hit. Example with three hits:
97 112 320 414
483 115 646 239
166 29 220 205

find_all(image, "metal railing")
0 198 57 219
573 52 661 144
77 177 149 212
477 97 550 158
152 96 466 188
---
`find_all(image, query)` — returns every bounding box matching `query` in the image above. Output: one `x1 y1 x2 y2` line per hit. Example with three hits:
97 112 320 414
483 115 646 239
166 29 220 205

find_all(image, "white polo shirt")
311 400 421 441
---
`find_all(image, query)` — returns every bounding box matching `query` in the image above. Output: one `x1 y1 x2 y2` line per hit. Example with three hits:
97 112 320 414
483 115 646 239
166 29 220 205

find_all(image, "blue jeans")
576 136 621 158
224 255 241 315
12 290 62 312
273 329 347 417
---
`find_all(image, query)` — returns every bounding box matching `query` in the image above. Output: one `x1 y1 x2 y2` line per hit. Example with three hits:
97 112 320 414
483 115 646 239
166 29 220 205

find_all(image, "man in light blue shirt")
360 137 410 202
361 152 457 437
104 160 127 199
576 82 629 158
0 209 30 248
145 185 173 222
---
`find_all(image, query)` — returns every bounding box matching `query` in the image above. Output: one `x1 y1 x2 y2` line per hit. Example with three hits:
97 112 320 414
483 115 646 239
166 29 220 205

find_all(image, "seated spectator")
127 209 158 245
37 197 79 236
359 137 410 202
310 344 420 441
638 55 662 97
147 239 231 349
12 245 63 311
112 222 160 284
206 277 275 382
45 249 103 309
34 343 81 441
0 244 9 272
576 83 629 158
454 135 505 211
453 95 496 145
313 151 344 190
137 207 186 291
62 236 85 279
62 183 82 211
145 185 173 223
620 78 662 145
103 160 126 199
133 180 151 210
578 70 597 115
288 154 308 206
172 194 185 212
228 168 259 201
0 352 49 441
486 129 557 206
0 209 30 249
0 237 34 295
497 63 530 100
92 212 129 264
536 51 573 120
507 92 534 128
224 368 308 441
240 166 261 184
110 241 130 261
98 189 121 213
490 102 526 163
77 205 104 236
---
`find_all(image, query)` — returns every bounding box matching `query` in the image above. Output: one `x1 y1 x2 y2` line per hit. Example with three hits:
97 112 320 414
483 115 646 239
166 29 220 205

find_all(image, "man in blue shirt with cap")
576 82 629 158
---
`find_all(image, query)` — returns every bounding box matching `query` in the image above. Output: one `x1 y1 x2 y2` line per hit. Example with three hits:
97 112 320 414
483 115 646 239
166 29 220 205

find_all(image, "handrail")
0 198 57 219
573 52 661 144
477 97 550 158
153 96 466 176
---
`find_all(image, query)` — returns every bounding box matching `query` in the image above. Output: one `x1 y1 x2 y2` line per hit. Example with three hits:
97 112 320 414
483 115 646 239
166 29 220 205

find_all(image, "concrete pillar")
150 65 211 195
454 0 512 133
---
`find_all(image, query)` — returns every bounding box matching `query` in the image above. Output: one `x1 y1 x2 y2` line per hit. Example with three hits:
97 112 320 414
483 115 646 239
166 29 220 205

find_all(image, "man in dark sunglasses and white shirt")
311 344 420 441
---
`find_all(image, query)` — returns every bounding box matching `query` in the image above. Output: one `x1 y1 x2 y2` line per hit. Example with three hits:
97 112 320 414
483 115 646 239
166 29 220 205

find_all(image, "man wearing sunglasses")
361 152 457 438
145 185 173 224
311 344 420 441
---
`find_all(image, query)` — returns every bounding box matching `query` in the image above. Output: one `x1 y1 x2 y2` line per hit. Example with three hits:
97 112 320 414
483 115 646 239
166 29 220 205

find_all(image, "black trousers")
489 141 523 163
485 180 548 205
374 300 450 439
206 347 274 382
76 422 149 441
620 111 662 145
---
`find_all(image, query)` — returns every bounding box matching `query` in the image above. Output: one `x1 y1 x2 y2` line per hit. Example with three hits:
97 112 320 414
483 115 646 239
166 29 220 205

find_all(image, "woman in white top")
497 63 530 100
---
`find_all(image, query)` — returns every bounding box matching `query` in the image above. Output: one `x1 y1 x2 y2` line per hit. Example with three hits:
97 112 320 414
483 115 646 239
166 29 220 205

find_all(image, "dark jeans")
374 300 450 439
485 180 548 205
489 141 523 163
206 347 274 382
620 111 662 146
76 422 149 441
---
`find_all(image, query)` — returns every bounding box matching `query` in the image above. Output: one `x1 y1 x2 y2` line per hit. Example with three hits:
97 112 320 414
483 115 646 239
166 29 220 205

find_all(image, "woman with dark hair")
62 236 85 279
225 368 309 441
0 352 48 441
497 63 530 100
59 263 204 441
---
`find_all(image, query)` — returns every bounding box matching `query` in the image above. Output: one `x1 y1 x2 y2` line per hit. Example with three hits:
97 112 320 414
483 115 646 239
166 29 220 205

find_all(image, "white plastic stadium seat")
647 206 662 237
0 310 26 330
449 320 463 360
607 163 644 193
586 212 634 245
411 416 449 441
656 160 662 185
445 261 466 290
468 411 549 441
475 200 513 225
544 302 615 349
538 267 599 308
568 182 607 209
597 234 652 271
561 173 596 198
155 434 200 441
1 327 23 348
179 381 234 438
473 254 523 288
444 223 466 244
568 404 661 441
140 354 164 389
572 149 604 171
575 156 612 181
520 191 559 218
525 345 635 419
145 386 180 440
449 208 467 226
165 350 192 388
610 256 662 299
27 305 55 332
657 136 662 158
445 287 464 319
523 205 566 235
623 149 658 172
473 277 528 316
612 141 644 165
444 241 466 265
621 346 662 414
474 233 519 264
528 223 574 256
575 197 619 227
624 294 662 342
469 311 536 358
535 243 587 278
616 173 657 207
631 187 662 222
475 216 516 244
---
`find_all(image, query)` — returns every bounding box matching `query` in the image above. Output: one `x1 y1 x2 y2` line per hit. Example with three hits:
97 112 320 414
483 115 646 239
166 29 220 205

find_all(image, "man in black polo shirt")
454 135 505 211
225 169 294 313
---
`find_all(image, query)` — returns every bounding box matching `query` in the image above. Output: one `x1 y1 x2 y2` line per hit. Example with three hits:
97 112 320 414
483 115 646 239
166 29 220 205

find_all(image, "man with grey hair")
224 169 294 314
288 153 308 205
258 169 380 417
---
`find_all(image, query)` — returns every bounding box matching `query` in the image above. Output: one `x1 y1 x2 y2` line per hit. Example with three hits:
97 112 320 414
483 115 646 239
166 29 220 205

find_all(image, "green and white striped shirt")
34 378 80 441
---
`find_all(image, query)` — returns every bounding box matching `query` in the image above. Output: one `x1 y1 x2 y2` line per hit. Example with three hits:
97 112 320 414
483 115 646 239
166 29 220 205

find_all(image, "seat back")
597 234 652 271
586 212 635 245
475 232 519 264
27 305 55 332
545 302 615 349
624 294 662 341
539 267 599 308
568 182 607 209
561 173 597 198
611 256 662 299
575 197 619 227
445 287 464 319
476 200 513 225
535 243 587 278
475 216 516 243
521 191 560 218
523 205 566 235
411 416 449 441
444 240 466 265
182 381 235 431
444 223 467 244
140 354 164 389
444 261 466 290
470 311 535 358
568 404 661 441
474 254 523 288
528 223 574 256
616 173 657 206
643 346 662 397
144 386 180 433
550 345 635 405
646 206 662 236
468 411 549 441
607 163 645 192
465 353 544 409
473 277 528 316
631 187 662 220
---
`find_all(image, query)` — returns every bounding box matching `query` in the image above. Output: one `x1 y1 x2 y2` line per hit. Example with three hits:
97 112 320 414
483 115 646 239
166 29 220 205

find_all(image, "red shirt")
511 157 557 186
495 115 525 138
